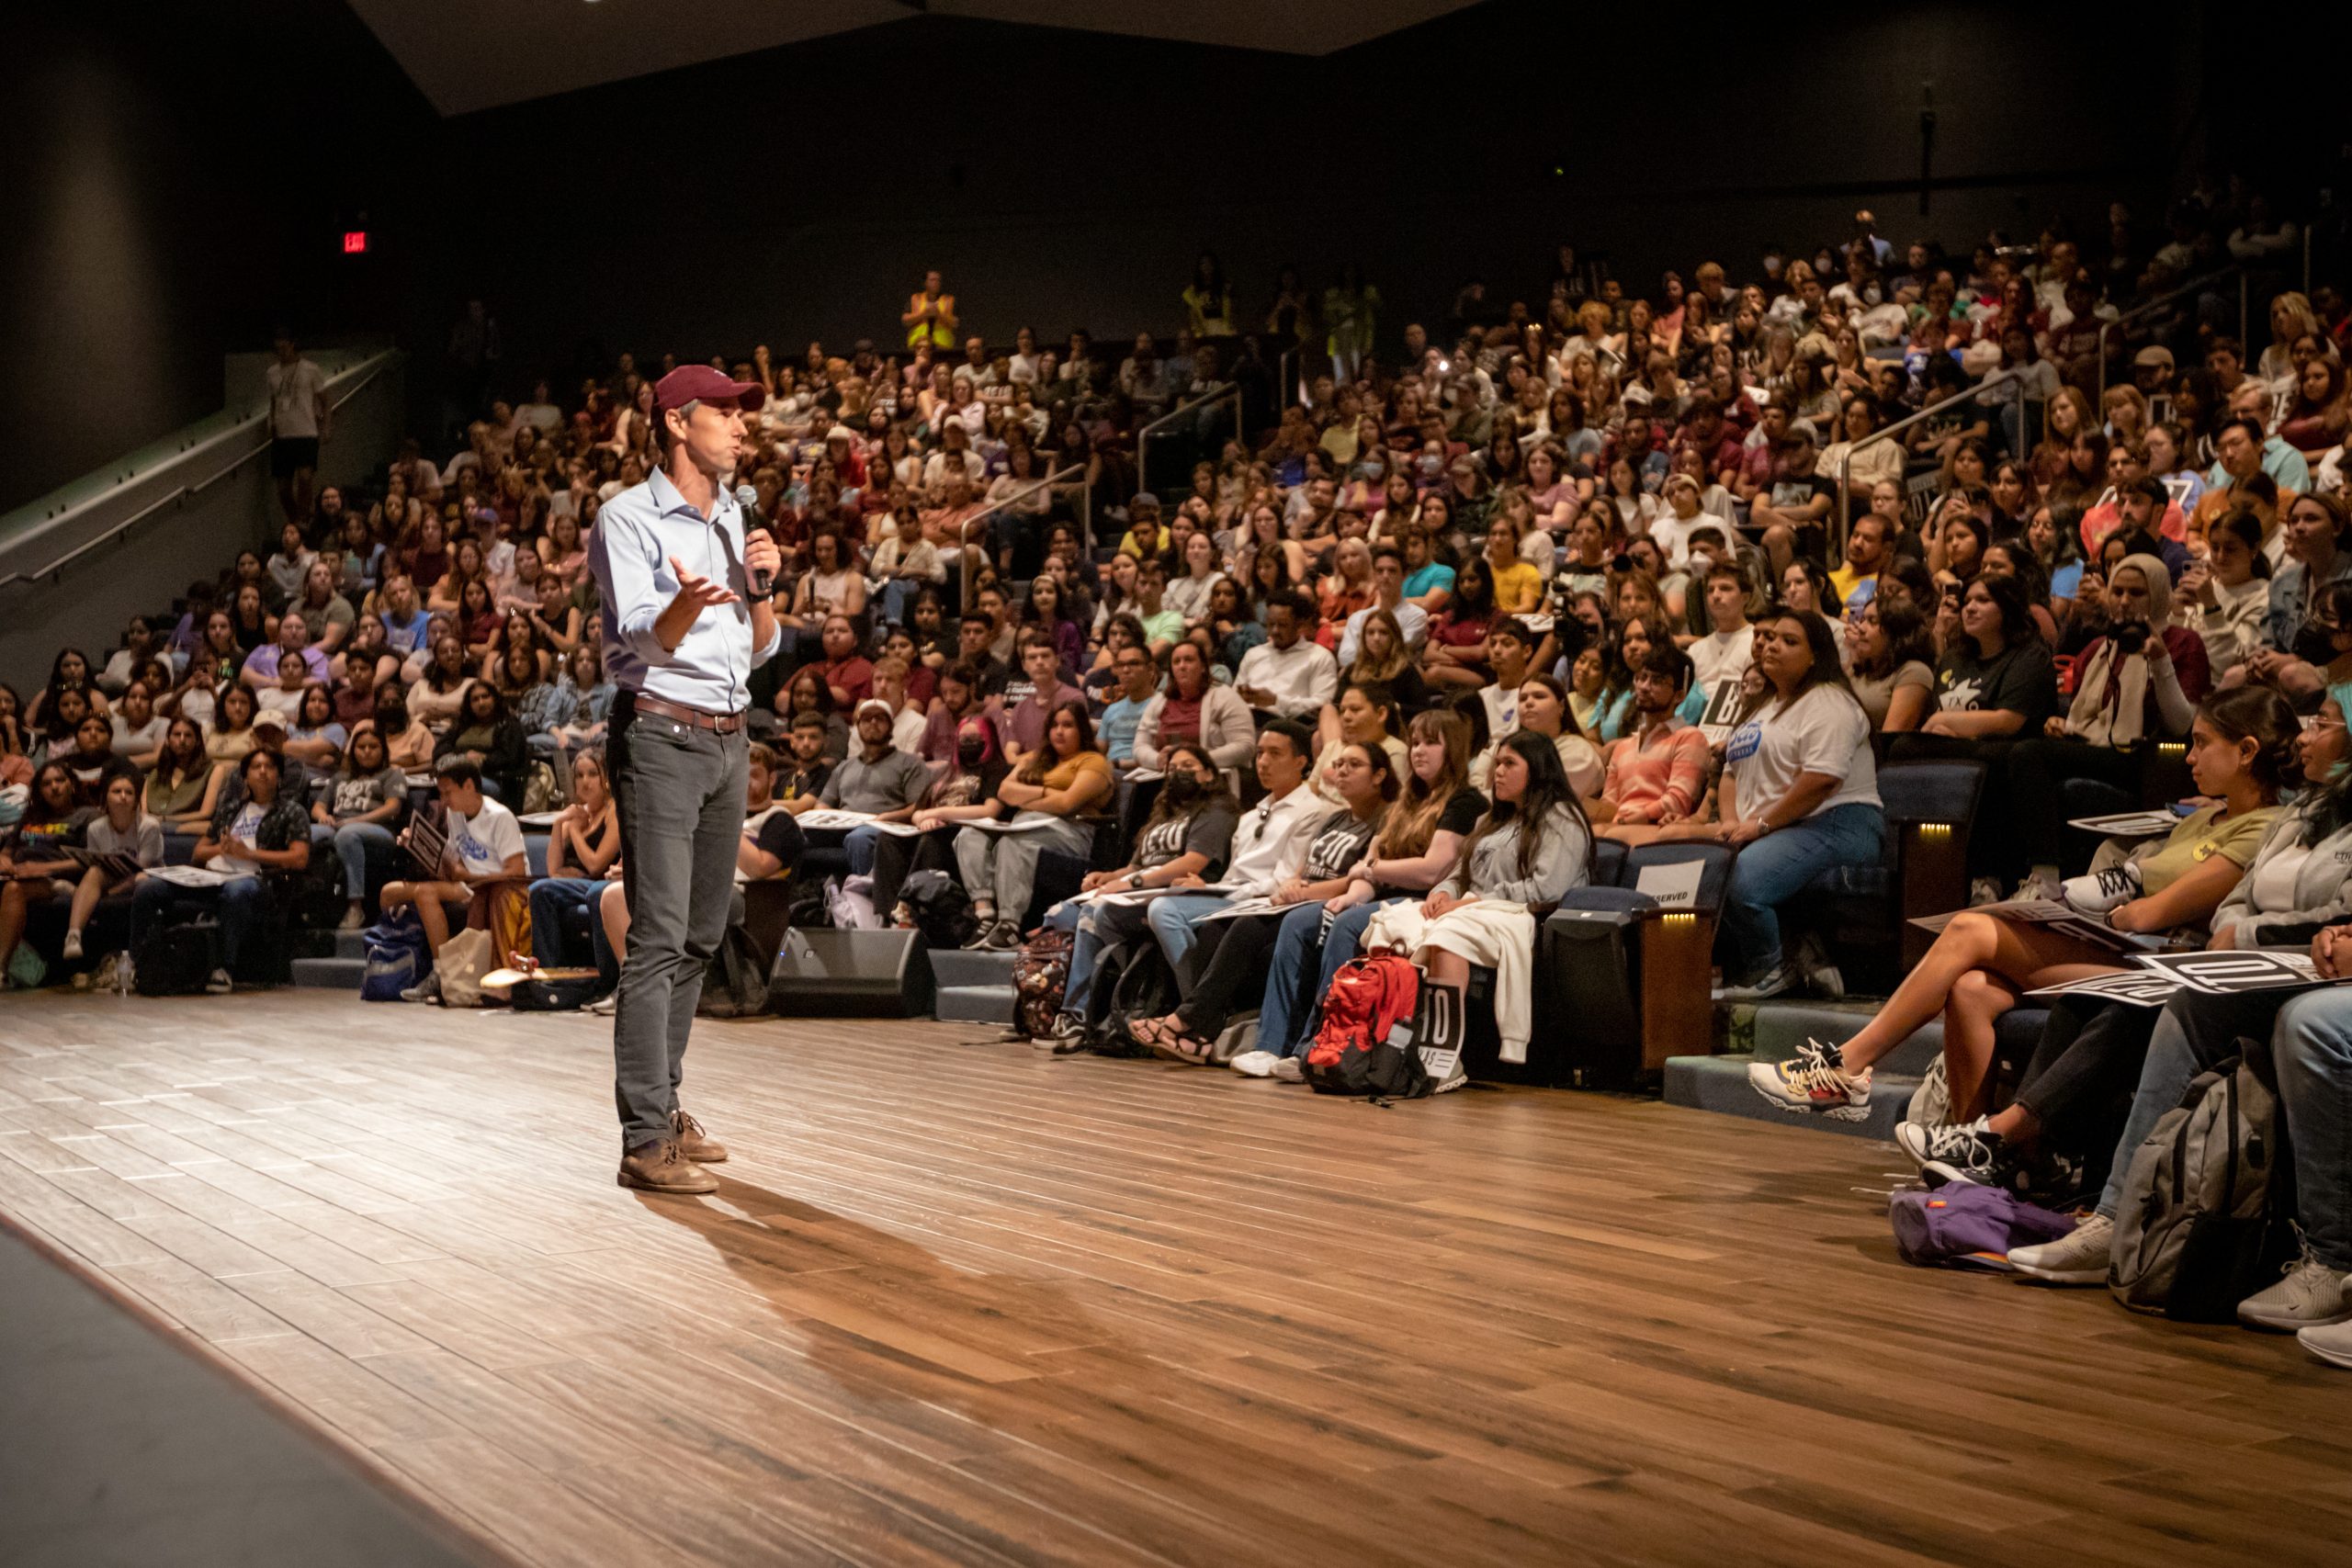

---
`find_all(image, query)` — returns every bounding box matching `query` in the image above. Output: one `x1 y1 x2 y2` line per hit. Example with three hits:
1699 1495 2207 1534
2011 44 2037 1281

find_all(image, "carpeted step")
1664 1052 1919 1141
930 948 1016 1024
289 956 367 991
1745 1000 1941 1077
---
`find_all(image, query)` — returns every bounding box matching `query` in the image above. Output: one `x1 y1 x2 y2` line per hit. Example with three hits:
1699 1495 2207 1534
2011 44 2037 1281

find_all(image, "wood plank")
0 989 2340 1568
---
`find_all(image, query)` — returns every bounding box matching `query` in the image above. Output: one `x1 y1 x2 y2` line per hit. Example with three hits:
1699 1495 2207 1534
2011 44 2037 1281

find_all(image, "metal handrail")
2095 265 2244 404
0 352 401 593
945 461 1088 612
1835 368 2024 555
1135 381 1243 497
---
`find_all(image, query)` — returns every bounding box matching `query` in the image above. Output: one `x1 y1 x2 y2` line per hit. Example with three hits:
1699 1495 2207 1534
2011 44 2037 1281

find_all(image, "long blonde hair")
1372 709 1472 860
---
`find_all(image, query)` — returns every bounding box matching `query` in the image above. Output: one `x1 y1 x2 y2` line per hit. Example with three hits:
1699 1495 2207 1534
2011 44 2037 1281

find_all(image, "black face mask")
1160 772 1204 805
957 738 989 769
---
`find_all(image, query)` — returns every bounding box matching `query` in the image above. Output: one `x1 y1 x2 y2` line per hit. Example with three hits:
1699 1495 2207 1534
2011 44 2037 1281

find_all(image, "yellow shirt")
907 292 956 350
1491 559 1545 615
1035 749 1114 807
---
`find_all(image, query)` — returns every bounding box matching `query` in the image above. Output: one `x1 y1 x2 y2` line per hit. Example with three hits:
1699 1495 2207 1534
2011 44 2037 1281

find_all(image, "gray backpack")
2107 1043 2290 1322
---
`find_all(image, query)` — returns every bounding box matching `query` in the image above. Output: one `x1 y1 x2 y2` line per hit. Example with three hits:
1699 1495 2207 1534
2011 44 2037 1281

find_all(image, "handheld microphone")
735 485 773 597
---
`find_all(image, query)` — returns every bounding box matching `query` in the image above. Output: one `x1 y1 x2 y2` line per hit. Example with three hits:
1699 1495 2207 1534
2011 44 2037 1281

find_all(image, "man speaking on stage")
588 365 782 1194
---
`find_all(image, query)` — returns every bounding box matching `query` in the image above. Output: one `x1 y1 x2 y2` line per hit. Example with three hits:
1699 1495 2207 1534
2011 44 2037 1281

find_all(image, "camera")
2109 620 2150 654
1611 552 1634 573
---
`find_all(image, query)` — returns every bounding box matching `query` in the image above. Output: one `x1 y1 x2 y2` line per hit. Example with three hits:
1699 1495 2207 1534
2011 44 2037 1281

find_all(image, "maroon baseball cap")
653 365 764 414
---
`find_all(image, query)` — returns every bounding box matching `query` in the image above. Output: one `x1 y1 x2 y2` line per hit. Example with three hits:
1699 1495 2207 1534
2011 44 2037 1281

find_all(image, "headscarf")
2065 553 2175 749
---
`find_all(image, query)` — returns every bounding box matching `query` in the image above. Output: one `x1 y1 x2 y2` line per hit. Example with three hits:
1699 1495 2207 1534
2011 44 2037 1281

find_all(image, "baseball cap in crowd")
252 709 288 733
2134 345 2176 369
653 365 765 414
1784 419 1821 446
1129 491 1161 512
825 424 856 444
855 699 895 722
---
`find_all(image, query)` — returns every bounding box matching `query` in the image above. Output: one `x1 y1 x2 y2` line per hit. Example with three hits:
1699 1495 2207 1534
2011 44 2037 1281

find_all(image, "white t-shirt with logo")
1723 684 1880 821
213 803 268 876
448 796 526 877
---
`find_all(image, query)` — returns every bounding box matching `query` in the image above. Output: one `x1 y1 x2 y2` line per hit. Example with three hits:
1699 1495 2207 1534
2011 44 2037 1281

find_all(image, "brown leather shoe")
671 1109 729 1164
617 1138 718 1194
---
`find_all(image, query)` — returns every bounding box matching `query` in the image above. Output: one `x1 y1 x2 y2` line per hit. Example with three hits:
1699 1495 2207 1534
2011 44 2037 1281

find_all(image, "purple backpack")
1889 1184 2076 1271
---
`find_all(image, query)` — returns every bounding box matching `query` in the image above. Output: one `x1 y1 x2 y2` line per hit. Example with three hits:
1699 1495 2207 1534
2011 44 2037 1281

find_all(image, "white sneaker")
2007 1211 2112 1284
1715 963 1796 1004
1747 1038 1870 1115
2237 1238 2352 1332
1968 876 2004 908
2014 866 2066 904
1271 1055 1305 1083
1792 934 1844 1000
338 904 368 931
587 991 618 1016
2061 863 2142 916
2300 1317 2352 1371
1427 1049 1468 1094
205 967 235 996
62 930 84 962
1230 1050 1280 1077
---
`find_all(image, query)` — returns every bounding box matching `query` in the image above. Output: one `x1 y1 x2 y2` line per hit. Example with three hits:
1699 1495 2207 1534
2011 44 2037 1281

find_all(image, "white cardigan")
1133 682 1256 774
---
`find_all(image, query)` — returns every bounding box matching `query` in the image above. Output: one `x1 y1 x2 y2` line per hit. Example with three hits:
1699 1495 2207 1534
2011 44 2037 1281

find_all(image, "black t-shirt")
741 805 804 877
966 654 1011 700
1301 809 1381 882
1372 789 1487 897
1935 637 2057 726
1131 800 1239 881
775 759 833 803
1436 788 1487 837
1765 472 1837 523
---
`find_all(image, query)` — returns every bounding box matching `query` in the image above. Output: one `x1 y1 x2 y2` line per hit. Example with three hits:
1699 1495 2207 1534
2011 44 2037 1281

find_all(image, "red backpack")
1306 954 1430 1099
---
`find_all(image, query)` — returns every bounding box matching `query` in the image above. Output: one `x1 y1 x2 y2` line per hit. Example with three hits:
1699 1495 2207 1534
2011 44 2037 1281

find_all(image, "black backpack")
896 869 978 950
696 922 773 1018
134 918 222 996
1091 937 1175 1056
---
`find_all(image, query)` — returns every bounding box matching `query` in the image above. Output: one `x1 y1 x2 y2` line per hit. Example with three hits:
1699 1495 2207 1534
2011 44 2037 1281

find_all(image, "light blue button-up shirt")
588 468 782 713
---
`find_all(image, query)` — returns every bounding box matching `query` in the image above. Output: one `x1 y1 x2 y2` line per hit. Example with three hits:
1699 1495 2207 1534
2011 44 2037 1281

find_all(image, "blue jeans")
1251 901 1342 1059
1146 893 1238 978
1714 804 1888 985
133 874 269 970
2097 987 2352 1269
844 825 880 878
322 820 397 901
2277 989 2352 1270
1046 897 1156 1021
1260 897 1404 1058
529 876 617 987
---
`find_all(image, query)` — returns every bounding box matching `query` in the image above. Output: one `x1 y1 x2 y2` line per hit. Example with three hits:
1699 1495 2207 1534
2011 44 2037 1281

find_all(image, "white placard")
1634 860 1703 910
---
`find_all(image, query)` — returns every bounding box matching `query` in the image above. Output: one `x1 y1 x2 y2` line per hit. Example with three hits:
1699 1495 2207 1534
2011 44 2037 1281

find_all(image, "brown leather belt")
626 692 749 735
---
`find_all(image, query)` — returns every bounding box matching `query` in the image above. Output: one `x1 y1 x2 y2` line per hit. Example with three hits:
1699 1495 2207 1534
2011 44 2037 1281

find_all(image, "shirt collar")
647 466 731 525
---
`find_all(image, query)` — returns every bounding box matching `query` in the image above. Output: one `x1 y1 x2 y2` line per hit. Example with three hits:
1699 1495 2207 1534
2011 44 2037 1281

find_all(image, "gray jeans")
608 699 749 1152
952 813 1092 924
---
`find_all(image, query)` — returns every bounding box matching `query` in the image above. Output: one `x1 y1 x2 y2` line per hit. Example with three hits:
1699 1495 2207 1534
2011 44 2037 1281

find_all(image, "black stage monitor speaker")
766 929 936 1018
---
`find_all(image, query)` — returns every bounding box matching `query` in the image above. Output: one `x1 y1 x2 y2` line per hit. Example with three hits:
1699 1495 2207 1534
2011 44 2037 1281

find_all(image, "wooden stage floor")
0 990 2343 1568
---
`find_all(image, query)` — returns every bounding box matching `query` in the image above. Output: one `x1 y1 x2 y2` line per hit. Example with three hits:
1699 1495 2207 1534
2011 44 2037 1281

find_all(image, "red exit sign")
342 230 369 254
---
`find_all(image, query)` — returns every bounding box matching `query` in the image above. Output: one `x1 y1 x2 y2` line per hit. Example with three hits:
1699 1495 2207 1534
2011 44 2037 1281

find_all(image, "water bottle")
118 950 134 998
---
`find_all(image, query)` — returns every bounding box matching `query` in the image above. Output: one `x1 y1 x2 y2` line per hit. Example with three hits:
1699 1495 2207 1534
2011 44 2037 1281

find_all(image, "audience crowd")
6 182 2352 1367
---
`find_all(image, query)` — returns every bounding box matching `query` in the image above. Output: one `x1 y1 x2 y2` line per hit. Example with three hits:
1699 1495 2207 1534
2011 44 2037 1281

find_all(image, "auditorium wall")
1 0 2288 518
